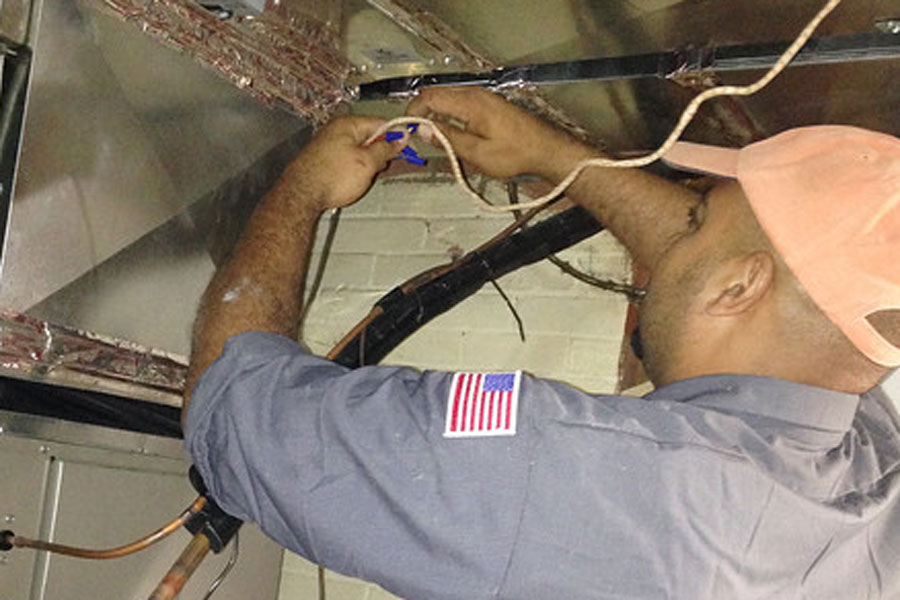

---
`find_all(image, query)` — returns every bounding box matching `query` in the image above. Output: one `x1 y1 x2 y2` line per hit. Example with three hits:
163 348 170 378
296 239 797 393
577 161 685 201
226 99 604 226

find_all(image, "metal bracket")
357 31 900 100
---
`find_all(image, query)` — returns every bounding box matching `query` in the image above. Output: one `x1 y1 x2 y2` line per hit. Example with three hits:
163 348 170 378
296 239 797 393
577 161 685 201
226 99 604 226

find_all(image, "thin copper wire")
11 496 206 559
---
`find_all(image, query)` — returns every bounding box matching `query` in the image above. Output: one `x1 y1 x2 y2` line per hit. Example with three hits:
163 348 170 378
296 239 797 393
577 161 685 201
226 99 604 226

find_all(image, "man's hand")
411 86 700 271
184 116 402 419
407 88 596 182
284 116 405 211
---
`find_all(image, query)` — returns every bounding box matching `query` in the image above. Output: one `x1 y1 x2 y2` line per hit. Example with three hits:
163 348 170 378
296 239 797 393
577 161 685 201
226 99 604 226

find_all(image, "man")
183 88 900 599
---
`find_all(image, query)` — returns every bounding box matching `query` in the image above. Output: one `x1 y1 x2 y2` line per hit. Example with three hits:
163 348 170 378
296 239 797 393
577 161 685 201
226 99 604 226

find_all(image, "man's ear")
705 251 775 316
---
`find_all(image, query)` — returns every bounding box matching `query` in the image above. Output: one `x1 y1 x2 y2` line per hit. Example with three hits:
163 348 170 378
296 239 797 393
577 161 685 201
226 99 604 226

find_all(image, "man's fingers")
347 116 392 144
425 121 486 163
407 88 499 137
361 138 404 172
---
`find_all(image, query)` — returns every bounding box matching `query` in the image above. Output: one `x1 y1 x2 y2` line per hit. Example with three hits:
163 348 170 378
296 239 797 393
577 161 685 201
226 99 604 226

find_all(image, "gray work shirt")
185 332 900 599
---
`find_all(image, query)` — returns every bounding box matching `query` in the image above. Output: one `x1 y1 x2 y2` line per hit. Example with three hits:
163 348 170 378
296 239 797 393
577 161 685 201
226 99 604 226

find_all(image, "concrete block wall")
278 174 632 600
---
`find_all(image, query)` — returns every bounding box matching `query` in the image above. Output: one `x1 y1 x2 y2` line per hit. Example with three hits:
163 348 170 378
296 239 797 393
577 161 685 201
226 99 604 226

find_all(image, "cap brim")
662 141 740 178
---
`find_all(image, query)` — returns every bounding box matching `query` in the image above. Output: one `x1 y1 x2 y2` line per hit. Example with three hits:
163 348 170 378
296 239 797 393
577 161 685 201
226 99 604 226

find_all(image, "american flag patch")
444 371 521 438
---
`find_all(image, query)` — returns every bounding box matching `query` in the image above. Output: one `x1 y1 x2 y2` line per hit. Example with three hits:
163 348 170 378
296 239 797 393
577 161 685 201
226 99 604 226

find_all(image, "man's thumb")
365 136 406 168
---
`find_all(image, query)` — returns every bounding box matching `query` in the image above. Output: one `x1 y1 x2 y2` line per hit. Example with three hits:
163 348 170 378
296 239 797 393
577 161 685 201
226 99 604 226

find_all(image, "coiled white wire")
365 0 843 213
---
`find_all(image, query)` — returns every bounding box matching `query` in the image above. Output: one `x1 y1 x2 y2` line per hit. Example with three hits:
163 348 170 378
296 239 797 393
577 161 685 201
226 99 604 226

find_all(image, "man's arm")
183 116 402 421
407 88 700 271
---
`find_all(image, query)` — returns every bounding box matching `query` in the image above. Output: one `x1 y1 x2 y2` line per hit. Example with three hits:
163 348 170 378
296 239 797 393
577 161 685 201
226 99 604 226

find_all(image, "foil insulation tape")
98 0 353 123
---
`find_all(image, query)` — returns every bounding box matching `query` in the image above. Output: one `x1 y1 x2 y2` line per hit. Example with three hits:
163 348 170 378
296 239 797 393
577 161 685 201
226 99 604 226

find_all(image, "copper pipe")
11 497 206 560
147 531 212 600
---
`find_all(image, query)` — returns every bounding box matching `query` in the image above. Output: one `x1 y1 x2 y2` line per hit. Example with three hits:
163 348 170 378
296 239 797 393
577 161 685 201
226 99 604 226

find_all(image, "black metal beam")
357 31 900 100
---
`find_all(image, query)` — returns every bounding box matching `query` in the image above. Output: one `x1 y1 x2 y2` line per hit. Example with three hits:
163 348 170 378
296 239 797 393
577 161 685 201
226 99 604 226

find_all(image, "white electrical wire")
365 0 843 213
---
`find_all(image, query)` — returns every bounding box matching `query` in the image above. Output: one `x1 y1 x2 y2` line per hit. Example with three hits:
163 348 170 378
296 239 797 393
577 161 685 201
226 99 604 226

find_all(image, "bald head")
640 181 894 393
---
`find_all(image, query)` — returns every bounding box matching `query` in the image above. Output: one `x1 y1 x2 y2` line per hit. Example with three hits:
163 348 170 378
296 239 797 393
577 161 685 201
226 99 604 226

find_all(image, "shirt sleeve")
184 332 534 600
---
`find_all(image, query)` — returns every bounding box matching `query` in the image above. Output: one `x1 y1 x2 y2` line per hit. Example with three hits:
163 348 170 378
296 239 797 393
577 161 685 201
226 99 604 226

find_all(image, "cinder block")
319 576 371 600
559 231 629 259
421 216 513 256
563 374 622 395
302 290 385 353
375 178 470 217
307 253 375 290
382 327 464 369
496 259 576 293
458 331 570 376
371 253 454 288
513 295 627 337
281 551 319 577
324 568 370 585
278 569 317 599
568 337 624 375
341 193 382 217
315 218 429 254
366 583 403 600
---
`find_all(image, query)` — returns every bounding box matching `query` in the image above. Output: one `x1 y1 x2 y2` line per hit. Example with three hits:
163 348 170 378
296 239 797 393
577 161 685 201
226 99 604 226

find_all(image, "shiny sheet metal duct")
0 0 310 365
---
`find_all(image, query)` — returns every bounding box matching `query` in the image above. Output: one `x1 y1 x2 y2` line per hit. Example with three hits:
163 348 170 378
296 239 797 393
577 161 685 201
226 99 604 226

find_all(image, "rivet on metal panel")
876 19 900 34
442 55 453 65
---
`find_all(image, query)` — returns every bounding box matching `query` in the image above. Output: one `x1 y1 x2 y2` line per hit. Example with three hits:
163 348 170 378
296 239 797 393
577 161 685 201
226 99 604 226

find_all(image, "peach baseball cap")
663 126 900 367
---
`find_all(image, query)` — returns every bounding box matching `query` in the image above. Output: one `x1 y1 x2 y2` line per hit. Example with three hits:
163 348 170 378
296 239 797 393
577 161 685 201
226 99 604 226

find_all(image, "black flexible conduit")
331 205 602 367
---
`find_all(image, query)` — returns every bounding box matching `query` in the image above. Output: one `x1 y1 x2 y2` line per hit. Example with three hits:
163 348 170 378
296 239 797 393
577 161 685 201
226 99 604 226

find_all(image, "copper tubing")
147 531 212 600
11 496 206 560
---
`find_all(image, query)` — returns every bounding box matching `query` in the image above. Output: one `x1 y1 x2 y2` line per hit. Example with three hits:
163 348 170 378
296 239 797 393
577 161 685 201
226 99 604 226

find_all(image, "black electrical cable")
329 203 604 368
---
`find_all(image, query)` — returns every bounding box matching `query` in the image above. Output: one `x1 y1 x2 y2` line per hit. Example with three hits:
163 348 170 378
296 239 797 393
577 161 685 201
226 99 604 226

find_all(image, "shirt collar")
644 374 861 434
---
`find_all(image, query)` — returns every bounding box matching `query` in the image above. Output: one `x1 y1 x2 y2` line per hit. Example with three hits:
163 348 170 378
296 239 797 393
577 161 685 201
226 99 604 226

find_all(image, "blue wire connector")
383 124 426 166
401 145 426 166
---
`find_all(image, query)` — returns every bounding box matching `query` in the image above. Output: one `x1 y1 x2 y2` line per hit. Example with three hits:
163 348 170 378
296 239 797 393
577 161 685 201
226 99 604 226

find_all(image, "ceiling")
344 0 900 149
